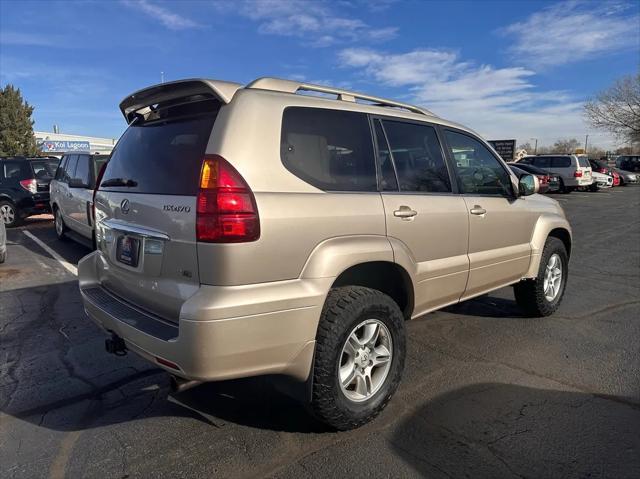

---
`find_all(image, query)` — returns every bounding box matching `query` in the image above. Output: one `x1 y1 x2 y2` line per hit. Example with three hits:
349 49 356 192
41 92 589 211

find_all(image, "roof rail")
246 77 436 117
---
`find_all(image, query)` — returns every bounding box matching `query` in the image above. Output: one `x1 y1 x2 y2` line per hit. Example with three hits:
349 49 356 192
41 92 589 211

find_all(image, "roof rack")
246 77 436 117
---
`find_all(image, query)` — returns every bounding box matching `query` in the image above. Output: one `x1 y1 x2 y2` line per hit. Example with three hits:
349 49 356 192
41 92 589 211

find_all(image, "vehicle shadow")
389 383 640 478
442 294 524 318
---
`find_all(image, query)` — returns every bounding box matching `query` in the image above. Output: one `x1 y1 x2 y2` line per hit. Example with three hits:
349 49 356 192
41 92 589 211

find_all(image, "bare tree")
584 74 640 146
551 138 581 153
517 142 533 152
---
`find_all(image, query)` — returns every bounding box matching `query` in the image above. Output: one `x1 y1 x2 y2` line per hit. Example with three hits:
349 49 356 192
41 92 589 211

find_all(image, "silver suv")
518 154 592 193
50 152 109 245
79 78 572 430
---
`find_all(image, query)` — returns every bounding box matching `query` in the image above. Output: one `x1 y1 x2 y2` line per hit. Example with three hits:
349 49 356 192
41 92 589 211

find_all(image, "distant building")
34 131 118 156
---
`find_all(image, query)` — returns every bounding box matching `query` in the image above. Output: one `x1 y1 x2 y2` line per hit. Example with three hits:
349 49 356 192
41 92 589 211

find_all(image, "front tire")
514 237 568 317
54 207 68 240
311 286 406 430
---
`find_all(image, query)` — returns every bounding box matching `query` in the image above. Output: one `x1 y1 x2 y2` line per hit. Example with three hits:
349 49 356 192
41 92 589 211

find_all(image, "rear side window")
64 155 78 183
382 120 451 193
55 156 68 180
280 107 376 191
551 157 571 168
101 115 216 195
532 157 551 169
74 155 91 186
3 162 25 179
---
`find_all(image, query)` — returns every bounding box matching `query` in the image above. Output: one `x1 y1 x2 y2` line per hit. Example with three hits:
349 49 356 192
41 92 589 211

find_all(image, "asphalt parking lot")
1 188 639 479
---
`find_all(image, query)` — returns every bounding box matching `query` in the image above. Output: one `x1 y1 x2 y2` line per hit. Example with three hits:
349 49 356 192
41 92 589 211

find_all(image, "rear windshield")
30 159 60 179
577 156 590 168
100 115 216 195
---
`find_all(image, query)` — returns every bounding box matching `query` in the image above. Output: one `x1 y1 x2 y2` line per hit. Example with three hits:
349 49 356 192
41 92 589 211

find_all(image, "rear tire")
558 179 572 194
0 201 21 228
310 286 406 430
0 249 6 264
54 207 68 240
514 237 568 317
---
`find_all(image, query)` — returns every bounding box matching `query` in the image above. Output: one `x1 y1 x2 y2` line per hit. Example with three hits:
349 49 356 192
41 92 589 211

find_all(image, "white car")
0 219 6 263
590 171 613 190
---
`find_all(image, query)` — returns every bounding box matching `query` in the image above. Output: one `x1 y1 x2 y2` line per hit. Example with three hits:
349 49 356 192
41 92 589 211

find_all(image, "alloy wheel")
339 319 393 402
0 204 15 225
543 253 563 301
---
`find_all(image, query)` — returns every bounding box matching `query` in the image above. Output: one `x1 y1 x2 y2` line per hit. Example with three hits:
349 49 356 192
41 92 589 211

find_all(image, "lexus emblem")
121 199 130 214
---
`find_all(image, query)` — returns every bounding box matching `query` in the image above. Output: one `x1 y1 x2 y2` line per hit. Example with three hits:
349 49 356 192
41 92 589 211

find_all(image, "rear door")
375 118 469 314
68 154 93 238
59 155 78 226
93 98 219 321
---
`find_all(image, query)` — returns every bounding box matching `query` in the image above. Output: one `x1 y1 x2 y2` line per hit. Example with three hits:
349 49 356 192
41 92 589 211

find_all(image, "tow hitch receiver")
105 334 127 356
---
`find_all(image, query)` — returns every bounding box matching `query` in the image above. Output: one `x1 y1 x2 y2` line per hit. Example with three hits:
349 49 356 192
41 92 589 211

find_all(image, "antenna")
160 71 164 84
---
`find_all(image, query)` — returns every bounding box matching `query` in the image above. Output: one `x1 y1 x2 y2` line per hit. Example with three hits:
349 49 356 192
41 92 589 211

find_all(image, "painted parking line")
23 230 78 276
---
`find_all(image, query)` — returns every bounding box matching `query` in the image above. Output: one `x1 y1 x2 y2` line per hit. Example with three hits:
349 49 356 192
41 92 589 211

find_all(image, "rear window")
100 115 216 195
577 156 590 168
280 107 377 191
31 159 59 179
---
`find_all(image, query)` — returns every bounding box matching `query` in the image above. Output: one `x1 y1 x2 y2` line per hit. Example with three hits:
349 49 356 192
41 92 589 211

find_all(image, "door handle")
393 206 418 219
470 205 486 215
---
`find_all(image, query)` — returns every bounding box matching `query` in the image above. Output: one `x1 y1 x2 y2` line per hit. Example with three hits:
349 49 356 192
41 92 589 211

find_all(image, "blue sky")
1 0 638 150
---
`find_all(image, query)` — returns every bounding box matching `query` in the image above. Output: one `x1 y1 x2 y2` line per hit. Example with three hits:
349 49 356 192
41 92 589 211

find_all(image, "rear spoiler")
119 79 242 124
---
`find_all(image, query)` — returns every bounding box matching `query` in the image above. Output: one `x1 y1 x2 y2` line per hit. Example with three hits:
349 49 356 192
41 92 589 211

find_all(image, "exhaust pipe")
105 334 127 356
170 375 203 394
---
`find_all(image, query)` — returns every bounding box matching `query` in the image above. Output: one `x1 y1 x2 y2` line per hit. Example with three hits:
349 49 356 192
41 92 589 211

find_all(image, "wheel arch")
300 235 415 319
331 261 414 320
524 215 572 278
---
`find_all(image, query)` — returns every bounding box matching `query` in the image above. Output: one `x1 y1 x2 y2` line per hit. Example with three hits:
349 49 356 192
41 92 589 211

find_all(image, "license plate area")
116 235 141 267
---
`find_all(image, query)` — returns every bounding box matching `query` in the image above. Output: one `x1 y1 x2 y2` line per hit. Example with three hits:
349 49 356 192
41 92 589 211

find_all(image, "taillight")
196 155 260 243
92 162 108 225
574 170 583 177
537 175 548 184
19 179 37 194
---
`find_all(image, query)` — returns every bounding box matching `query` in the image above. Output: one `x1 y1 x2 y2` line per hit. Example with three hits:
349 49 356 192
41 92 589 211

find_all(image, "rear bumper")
564 177 592 187
16 195 51 215
78 251 331 382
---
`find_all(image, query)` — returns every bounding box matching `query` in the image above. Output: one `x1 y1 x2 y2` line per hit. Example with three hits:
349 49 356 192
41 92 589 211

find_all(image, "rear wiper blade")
101 178 138 187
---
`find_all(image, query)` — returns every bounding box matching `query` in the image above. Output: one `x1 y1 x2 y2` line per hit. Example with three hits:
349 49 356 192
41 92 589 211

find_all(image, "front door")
374 119 469 316
443 129 536 299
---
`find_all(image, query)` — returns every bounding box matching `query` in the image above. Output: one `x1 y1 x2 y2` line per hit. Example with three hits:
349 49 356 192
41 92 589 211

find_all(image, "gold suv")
78 77 571 430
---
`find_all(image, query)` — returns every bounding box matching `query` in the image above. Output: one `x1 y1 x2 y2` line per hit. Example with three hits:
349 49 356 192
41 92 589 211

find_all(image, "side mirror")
518 174 539 196
68 178 89 189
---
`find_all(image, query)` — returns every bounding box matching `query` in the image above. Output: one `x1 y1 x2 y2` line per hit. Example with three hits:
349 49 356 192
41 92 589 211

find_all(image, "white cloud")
339 47 618 148
502 0 640 67
121 0 201 31
213 0 397 47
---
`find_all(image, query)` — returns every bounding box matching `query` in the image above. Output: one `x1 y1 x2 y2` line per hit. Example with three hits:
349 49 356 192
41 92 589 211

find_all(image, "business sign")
38 140 91 152
488 139 516 161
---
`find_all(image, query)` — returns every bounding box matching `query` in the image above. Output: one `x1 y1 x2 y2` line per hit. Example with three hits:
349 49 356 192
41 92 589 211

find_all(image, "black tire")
311 286 406 430
589 183 599 192
0 200 21 228
53 207 68 240
514 237 568 317
557 179 572 194
0 249 6 264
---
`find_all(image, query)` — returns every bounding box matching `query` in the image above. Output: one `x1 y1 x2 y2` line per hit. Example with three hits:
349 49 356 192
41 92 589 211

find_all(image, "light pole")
530 138 538 154
584 134 589 154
